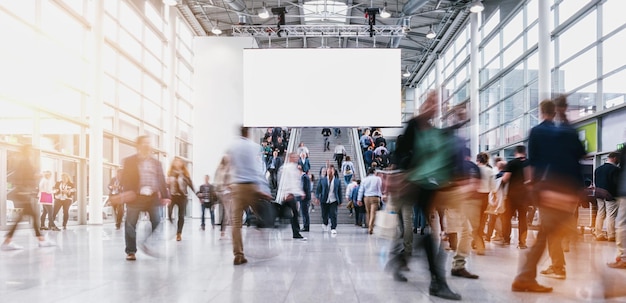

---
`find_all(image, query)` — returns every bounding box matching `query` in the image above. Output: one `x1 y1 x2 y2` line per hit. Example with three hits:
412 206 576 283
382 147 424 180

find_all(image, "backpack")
344 163 353 175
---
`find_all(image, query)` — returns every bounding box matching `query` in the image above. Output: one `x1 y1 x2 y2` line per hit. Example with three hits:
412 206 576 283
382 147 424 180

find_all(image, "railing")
349 128 366 181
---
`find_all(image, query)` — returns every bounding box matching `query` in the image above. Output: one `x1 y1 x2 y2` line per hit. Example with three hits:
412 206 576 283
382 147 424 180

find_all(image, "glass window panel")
143 76 162 103
484 104 501 130
482 36 500 66
40 118 81 155
565 82 597 120
503 117 524 145
602 28 626 75
502 63 524 97
102 44 117 75
143 100 162 127
528 108 539 129
483 55 501 82
453 82 469 105
177 119 192 141
526 51 539 82
104 0 118 16
480 128 500 151
119 1 142 39
558 0 592 25
503 90 525 122
558 11 596 62
557 48 597 91
526 0 538 25
178 101 192 123
503 37 523 67
41 0 86 56
144 125 161 149
119 113 140 139
144 51 163 79
176 40 192 65
176 16 194 45
144 2 164 33
603 0 626 35
528 81 539 111
144 27 163 58
177 80 192 102
526 22 538 50
443 45 455 69
103 104 115 131
118 84 141 116
118 56 141 90
0 101 34 143
118 29 142 62
480 82 500 110
103 136 113 163
47 86 84 118
482 8 500 37
103 75 116 105
503 11 523 47
603 68 626 109
58 0 85 17
1 0 36 21
177 60 192 85
103 14 118 41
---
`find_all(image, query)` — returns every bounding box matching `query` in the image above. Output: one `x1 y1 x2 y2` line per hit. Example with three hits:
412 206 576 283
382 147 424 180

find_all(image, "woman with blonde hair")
167 157 195 241
53 173 76 230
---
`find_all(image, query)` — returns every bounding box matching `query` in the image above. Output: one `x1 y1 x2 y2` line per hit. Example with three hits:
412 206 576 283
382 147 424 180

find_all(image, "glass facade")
0 0 195 228
416 0 626 163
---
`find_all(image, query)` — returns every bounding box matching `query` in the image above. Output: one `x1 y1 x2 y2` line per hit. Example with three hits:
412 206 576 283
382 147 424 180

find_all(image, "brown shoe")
607 258 626 269
234 256 248 265
126 253 136 261
176 233 181 241
511 280 553 292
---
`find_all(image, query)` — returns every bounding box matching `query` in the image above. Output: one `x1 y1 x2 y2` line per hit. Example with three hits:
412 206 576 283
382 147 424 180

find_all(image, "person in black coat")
594 152 620 241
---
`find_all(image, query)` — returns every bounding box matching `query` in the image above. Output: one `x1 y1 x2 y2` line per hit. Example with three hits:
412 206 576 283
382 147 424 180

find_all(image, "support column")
470 12 480 156
88 0 104 225
538 0 552 101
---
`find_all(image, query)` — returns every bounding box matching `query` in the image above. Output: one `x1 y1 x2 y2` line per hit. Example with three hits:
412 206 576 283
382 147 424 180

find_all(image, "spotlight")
162 0 178 6
403 67 411 78
469 0 484 13
258 3 270 19
211 26 222 35
426 26 436 39
380 3 391 19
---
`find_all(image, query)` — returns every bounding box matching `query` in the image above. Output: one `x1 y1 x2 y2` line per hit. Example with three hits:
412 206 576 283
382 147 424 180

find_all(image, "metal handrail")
349 128 366 181
274 128 301 204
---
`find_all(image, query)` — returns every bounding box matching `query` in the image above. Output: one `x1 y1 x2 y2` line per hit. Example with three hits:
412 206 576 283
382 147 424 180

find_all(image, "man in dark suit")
266 149 283 190
119 135 171 261
316 166 342 234
300 169 312 232
594 152 620 241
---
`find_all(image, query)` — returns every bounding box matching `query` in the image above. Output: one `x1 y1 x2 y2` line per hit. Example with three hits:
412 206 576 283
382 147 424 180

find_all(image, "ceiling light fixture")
403 67 411 78
258 2 270 19
426 26 436 39
380 2 391 19
211 21 222 35
162 0 178 6
469 0 485 13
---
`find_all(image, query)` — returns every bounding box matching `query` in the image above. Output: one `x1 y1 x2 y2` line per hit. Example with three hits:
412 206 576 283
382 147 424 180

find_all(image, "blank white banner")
243 48 402 127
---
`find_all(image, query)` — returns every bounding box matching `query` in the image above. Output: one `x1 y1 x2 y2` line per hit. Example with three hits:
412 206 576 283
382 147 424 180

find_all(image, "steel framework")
231 24 406 38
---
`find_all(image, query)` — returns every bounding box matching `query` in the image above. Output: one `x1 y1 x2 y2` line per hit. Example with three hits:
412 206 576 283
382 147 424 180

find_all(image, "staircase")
297 127 363 224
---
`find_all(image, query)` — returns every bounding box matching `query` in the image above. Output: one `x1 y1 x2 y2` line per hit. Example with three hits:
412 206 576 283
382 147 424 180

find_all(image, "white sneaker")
1 242 23 251
331 229 337 235
38 240 56 248
322 224 329 232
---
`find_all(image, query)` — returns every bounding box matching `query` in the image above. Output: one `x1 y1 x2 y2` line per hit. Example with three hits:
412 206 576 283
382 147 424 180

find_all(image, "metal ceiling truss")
231 24 406 38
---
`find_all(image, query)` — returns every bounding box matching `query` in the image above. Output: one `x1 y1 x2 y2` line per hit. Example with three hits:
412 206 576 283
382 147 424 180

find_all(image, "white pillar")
88 0 104 225
470 12 480 156
538 0 552 101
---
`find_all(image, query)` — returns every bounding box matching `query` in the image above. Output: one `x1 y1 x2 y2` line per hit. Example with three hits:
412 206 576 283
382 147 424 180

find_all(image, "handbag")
39 192 53 203
108 191 138 206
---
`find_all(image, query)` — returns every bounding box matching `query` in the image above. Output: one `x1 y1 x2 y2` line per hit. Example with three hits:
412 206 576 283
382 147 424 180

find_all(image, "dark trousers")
40 204 55 228
354 204 366 225
300 199 310 229
168 195 187 234
321 201 338 229
334 153 344 169
477 193 489 239
125 197 160 254
503 198 528 246
269 169 278 189
387 188 447 282
515 207 575 282
200 202 211 227
53 199 72 227
6 194 41 238
284 198 301 237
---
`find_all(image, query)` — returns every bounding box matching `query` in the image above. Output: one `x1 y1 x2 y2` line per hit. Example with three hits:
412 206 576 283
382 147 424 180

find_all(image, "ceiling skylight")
303 0 349 24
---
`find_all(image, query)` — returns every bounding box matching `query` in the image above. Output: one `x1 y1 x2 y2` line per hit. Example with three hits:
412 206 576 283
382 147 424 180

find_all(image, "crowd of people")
3 95 626 301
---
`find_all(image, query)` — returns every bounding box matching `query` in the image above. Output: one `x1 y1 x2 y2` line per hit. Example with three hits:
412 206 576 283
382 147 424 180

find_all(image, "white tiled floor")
1 220 625 303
